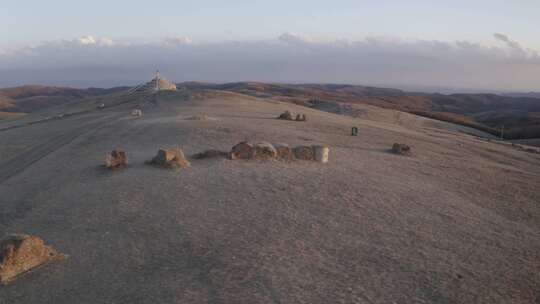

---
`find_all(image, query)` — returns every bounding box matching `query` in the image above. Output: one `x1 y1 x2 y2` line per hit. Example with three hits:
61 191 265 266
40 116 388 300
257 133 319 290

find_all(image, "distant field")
0 111 26 120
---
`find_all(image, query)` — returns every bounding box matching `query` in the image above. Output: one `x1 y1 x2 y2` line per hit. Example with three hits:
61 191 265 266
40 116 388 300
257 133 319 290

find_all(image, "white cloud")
278 32 319 44
0 33 539 91
76 35 114 46
163 36 193 46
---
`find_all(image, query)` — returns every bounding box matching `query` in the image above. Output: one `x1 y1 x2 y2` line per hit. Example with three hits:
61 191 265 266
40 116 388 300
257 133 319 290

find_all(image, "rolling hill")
0 87 538 303
0 85 128 118
178 82 540 140
2 82 540 141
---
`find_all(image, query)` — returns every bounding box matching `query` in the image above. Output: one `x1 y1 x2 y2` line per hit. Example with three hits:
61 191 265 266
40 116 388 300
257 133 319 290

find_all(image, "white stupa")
131 71 177 94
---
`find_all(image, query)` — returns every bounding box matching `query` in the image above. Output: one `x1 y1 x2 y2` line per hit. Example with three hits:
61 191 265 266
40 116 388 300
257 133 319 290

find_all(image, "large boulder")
105 150 127 169
252 142 278 160
229 142 255 160
313 145 330 163
150 148 190 169
274 143 294 161
293 146 315 160
391 143 411 156
0 234 62 284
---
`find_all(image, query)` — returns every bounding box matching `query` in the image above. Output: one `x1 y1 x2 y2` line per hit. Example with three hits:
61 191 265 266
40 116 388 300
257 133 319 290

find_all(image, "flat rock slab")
0 234 63 284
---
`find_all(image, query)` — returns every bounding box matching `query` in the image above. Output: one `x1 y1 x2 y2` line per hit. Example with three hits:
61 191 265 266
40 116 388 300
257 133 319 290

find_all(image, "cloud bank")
0 33 539 92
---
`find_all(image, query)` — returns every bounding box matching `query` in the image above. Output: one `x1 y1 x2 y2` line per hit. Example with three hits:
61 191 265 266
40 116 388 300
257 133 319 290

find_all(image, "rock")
274 143 294 161
105 150 128 169
229 142 255 160
278 111 294 120
192 149 228 160
150 148 190 169
296 114 307 122
293 146 314 160
252 142 277 160
313 145 330 163
0 234 63 284
131 109 142 117
391 143 411 155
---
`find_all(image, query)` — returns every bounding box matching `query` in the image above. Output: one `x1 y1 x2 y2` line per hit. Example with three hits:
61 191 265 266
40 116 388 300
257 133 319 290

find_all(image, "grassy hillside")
0 85 129 114
178 82 540 140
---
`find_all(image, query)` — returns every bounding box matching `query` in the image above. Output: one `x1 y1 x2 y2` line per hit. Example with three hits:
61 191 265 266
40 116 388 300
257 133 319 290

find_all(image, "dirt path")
0 113 122 184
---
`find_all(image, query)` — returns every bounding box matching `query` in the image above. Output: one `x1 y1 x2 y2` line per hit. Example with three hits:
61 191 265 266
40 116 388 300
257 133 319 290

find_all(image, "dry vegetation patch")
192 149 229 160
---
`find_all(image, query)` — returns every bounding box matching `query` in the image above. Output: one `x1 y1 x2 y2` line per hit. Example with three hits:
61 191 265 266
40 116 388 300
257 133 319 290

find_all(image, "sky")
1 0 539 92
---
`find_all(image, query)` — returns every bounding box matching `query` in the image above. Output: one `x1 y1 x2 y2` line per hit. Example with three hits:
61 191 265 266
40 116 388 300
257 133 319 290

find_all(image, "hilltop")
0 87 539 303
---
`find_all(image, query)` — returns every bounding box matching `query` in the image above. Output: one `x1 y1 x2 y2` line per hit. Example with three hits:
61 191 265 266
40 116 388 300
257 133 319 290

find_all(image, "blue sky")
1 0 539 91
2 0 539 47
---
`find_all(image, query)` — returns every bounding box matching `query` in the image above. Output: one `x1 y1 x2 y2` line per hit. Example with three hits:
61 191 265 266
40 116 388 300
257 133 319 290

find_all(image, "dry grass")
0 90 538 303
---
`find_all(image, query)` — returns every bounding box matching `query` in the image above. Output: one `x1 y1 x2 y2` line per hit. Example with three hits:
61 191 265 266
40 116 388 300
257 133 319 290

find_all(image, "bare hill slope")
0 90 539 303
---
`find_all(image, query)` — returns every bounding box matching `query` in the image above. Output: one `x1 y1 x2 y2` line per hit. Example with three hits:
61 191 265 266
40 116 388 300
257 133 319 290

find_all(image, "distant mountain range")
2 82 540 140
503 92 540 99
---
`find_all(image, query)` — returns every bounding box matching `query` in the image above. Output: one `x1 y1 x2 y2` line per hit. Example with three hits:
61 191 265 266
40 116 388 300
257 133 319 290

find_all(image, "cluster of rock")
391 143 411 156
278 111 307 122
105 148 190 170
229 142 329 163
0 234 63 285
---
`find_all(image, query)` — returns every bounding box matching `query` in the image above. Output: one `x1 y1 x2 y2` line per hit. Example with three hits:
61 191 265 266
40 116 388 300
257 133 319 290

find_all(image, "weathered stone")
229 142 254 160
293 146 314 160
313 145 330 163
274 143 294 161
150 148 190 169
252 142 277 160
105 150 128 169
391 143 411 155
0 234 62 284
